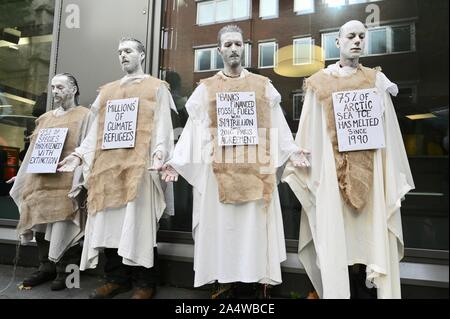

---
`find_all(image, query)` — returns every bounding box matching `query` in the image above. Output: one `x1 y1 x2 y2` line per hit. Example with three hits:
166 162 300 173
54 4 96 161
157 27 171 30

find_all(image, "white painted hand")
6 176 16 184
57 154 81 172
149 151 164 171
161 164 179 182
290 149 311 168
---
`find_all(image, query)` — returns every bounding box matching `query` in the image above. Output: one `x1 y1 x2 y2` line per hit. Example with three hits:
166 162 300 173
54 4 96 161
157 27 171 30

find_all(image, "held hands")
149 151 164 171
57 154 81 172
5 176 16 184
160 164 179 182
290 149 311 168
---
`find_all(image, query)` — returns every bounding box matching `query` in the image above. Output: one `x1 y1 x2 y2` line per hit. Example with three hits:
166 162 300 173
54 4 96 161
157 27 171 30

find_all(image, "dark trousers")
103 248 159 288
349 264 378 299
35 232 82 275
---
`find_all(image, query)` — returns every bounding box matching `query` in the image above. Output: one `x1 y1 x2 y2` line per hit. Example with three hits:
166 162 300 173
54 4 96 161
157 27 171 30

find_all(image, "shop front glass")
0 0 448 255
0 0 55 220
158 0 449 253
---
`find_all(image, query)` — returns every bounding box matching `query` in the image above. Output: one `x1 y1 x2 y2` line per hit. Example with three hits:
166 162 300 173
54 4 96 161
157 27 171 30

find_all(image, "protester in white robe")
58 38 175 299
282 21 414 299
72 76 174 270
162 25 306 298
10 73 94 291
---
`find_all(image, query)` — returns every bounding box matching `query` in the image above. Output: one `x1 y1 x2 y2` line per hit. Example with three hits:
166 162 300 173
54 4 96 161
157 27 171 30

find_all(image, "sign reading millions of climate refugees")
332 88 386 152
27 128 68 173
216 91 258 146
102 97 139 150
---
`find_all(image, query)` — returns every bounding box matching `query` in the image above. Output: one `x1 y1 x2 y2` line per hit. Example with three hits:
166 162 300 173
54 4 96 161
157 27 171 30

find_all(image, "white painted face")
51 75 76 108
336 20 367 60
118 41 145 73
218 32 244 69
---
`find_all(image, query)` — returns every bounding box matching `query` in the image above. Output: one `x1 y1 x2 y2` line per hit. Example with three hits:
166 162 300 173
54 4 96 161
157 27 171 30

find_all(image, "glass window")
366 24 414 56
392 25 413 52
322 32 340 60
197 1 215 25
195 49 212 71
0 0 55 220
258 42 277 68
324 24 415 59
233 0 251 20
196 0 251 25
216 0 232 23
160 0 449 253
293 37 313 65
368 28 388 55
294 0 315 14
260 0 278 19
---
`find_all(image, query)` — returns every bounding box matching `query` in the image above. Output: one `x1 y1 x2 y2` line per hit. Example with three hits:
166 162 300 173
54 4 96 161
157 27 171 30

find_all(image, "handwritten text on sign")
216 92 258 146
332 88 385 152
102 97 139 150
27 128 68 173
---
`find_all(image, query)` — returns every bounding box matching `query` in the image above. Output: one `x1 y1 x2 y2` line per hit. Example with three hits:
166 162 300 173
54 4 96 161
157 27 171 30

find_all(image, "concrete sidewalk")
0 264 210 299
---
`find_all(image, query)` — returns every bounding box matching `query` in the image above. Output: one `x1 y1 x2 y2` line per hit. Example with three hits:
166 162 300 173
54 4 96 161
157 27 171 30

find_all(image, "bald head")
336 20 367 64
338 20 366 38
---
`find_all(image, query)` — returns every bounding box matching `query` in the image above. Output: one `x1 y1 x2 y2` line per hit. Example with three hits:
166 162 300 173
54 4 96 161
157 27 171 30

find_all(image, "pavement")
0 264 210 299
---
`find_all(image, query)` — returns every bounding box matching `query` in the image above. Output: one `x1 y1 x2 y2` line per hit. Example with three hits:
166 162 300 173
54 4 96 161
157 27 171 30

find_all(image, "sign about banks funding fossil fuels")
216 91 259 146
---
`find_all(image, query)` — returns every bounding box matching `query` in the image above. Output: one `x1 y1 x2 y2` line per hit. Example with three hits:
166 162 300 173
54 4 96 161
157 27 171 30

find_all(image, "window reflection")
160 0 449 251
0 0 55 219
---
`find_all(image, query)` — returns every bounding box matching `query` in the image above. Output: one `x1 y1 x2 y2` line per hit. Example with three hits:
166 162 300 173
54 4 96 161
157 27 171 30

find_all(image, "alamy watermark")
65 4 80 29
65 264 80 289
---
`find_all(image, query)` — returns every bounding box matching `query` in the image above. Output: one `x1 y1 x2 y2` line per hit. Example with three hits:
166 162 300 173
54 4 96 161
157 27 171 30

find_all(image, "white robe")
282 62 415 299
168 70 299 287
75 75 175 270
10 106 95 262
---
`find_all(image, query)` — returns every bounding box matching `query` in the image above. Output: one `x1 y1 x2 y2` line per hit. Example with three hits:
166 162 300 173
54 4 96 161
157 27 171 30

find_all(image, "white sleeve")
185 83 208 120
168 84 209 192
151 83 175 162
73 97 99 184
74 95 100 159
266 82 299 167
74 116 97 161
377 72 399 97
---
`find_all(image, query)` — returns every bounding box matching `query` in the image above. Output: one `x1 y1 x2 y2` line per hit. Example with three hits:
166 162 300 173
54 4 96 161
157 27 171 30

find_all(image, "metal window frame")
194 47 216 72
258 41 278 69
321 31 339 60
259 0 279 19
322 22 416 61
196 0 252 26
292 92 305 121
293 37 314 66
367 26 389 55
294 0 315 15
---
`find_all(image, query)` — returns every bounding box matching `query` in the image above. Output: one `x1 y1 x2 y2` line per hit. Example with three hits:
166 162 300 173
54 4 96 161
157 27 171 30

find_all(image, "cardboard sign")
102 97 139 150
332 88 385 152
27 128 68 173
216 92 258 146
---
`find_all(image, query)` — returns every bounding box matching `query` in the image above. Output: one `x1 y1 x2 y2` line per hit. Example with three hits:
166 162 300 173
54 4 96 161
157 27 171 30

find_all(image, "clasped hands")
148 151 178 183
